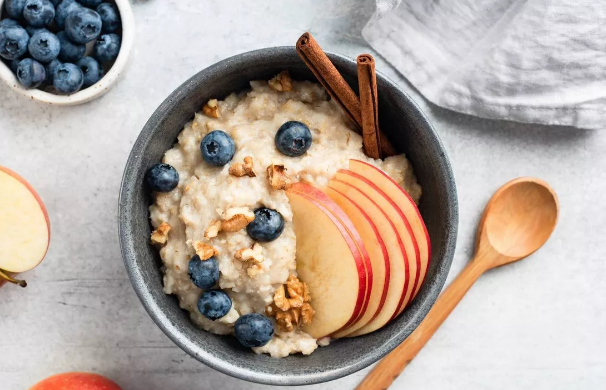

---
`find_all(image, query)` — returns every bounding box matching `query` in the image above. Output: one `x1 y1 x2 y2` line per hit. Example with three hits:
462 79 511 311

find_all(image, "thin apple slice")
349 159 431 302
326 186 391 338
328 179 409 336
336 169 420 324
0 167 50 287
285 189 368 339
288 182 373 332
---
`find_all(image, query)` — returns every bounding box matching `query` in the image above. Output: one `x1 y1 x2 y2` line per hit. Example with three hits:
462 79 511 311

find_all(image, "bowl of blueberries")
0 0 133 104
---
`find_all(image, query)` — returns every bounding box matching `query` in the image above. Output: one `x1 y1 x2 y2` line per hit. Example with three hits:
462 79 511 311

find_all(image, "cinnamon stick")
296 32 396 157
357 54 381 160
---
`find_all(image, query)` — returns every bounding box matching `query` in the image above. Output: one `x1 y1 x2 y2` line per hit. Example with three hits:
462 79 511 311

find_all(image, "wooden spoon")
355 177 559 390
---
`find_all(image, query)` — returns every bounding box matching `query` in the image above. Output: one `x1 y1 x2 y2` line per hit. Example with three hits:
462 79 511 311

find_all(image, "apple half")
0 166 50 287
285 184 371 338
349 159 431 304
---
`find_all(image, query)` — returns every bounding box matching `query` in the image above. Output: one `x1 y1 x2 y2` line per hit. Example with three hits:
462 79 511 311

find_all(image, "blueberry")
53 62 82 93
0 19 20 28
23 0 55 27
76 55 102 87
78 0 102 8
48 0 61 6
246 208 284 242
25 26 47 36
64 7 101 43
145 163 179 192
16 58 45 88
96 2 119 32
0 25 29 60
234 313 274 348
275 121 312 157
27 30 59 62
188 255 220 290
56 30 84 62
54 0 82 29
92 32 119 62
197 290 232 321
44 57 60 84
200 130 235 166
4 0 27 19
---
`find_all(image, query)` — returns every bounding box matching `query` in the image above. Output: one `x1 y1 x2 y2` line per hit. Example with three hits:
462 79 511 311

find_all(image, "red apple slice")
325 186 391 338
328 179 409 336
349 159 431 303
285 188 369 338
0 166 50 287
336 169 420 331
288 182 373 332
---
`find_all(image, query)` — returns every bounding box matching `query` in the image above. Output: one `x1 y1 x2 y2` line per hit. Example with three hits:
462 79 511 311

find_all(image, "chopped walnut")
235 243 264 278
266 275 314 332
202 99 220 118
268 71 292 92
267 164 292 190
229 156 256 178
221 207 255 232
204 219 222 239
234 243 264 263
150 222 171 245
193 241 219 260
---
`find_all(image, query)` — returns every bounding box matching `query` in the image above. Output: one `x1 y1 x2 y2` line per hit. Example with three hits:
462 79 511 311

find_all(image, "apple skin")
29 372 123 390
0 166 51 287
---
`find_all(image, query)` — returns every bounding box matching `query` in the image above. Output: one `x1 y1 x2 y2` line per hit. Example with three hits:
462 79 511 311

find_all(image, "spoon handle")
355 259 486 390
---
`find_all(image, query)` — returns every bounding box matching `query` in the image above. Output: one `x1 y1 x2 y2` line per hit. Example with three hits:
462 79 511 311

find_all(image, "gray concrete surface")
1 0 604 389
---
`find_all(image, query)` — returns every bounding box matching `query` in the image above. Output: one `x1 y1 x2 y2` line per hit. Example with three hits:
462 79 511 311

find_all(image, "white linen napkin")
363 0 606 130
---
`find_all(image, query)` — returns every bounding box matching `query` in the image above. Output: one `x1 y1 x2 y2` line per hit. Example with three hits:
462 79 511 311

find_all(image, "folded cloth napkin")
364 0 606 130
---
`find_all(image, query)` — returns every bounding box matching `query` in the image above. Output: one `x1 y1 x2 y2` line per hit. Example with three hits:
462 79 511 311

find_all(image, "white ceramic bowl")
0 0 134 105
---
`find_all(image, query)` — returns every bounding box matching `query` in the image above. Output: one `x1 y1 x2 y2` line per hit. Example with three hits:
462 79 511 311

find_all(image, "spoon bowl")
477 177 559 267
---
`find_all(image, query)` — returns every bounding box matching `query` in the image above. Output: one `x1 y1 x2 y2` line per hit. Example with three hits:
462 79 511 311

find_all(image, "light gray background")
1 1 604 389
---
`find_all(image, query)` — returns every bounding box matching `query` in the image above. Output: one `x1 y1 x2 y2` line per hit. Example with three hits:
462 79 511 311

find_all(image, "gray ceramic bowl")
119 47 458 386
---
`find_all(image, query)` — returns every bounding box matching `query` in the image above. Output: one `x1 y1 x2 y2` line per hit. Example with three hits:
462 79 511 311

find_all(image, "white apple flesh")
0 166 50 287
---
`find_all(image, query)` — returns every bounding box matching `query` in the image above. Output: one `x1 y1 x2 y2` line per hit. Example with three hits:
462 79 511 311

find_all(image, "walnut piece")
221 207 255 232
266 275 314 332
150 222 171 245
235 243 264 278
204 219 222 239
267 164 292 190
193 241 219 260
202 99 220 118
234 243 264 263
229 156 256 178
268 70 292 92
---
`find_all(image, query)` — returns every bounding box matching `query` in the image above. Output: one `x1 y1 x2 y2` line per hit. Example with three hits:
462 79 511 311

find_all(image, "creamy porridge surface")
149 78 422 358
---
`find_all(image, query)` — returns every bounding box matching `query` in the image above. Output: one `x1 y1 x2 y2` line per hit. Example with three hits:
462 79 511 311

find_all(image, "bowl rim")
119 46 458 385
0 0 134 105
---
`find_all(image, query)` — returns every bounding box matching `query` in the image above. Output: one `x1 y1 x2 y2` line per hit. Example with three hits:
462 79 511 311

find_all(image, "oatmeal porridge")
148 73 422 358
